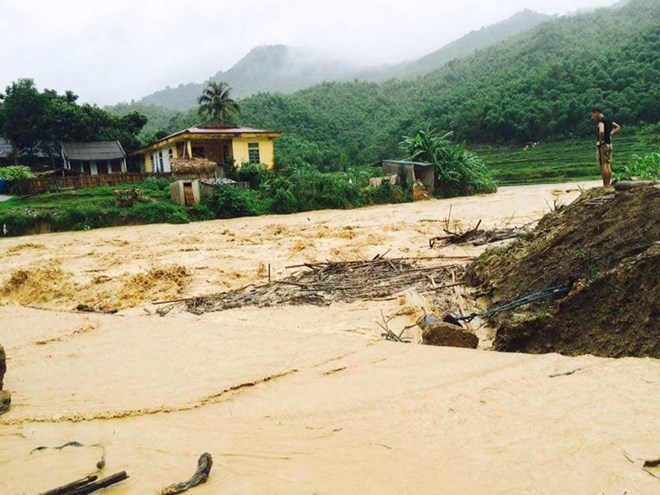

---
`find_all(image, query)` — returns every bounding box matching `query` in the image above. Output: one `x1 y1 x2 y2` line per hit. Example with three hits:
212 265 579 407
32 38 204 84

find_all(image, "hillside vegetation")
111 0 660 182
130 10 548 111
365 9 552 81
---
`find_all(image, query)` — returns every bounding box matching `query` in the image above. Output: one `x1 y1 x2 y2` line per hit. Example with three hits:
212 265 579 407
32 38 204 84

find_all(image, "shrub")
0 165 35 181
237 163 272 188
270 186 298 214
205 185 268 218
365 180 410 204
189 202 215 221
142 176 172 192
130 201 189 224
265 169 365 212
614 150 660 181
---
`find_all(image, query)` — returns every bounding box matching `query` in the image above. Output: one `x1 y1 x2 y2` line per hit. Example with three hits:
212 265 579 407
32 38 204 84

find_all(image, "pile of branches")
184 257 464 315
430 220 529 248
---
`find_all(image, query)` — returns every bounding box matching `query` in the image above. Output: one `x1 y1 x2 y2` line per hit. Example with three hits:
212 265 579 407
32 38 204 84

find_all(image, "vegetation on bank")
0 130 500 236
0 166 35 181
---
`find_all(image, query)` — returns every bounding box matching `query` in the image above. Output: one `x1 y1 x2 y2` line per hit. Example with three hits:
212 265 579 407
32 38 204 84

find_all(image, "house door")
183 182 195 206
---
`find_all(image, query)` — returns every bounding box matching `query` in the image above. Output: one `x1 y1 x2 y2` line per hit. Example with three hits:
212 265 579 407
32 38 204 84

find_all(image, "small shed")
381 160 435 194
171 180 201 206
61 141 127 176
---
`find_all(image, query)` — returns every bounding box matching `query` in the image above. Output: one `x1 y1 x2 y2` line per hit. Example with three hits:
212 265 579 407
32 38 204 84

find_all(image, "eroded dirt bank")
1 182 659 494
468 186 660 358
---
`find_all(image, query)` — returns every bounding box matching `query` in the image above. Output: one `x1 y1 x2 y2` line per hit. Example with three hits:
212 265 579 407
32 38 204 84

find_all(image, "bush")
265 169 365 212
131 201 189 224
237 163 272 189
614 150 660 181
0 165 35 181
189 202 215 221
365 180 410 204
270 186 298 214
205 185 268 218
142 176 172 192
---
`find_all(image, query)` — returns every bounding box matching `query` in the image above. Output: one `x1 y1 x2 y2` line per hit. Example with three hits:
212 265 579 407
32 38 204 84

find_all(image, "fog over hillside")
137 9 553 111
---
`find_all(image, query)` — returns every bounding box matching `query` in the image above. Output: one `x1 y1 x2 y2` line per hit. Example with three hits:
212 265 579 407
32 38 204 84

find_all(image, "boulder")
418 316 479 349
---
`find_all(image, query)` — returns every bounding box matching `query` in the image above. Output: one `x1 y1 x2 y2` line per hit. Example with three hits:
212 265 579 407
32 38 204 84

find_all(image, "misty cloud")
0 0 619 105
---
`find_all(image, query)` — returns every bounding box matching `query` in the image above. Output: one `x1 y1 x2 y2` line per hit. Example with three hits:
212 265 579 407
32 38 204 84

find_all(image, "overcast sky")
0 0 619 106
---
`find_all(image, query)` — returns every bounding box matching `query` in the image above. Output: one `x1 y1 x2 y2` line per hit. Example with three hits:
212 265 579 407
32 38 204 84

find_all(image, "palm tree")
197 82 240 124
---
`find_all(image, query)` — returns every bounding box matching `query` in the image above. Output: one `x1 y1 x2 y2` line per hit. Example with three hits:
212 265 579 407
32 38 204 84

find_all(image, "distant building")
0 138 12 166
132 120 281 174
61 141 127 175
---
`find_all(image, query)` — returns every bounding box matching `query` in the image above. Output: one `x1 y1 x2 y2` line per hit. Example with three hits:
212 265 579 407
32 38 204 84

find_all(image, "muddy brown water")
1 182 659 494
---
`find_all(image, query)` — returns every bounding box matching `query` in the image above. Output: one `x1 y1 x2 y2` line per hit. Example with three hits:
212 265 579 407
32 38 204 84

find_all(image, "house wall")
232 137 275 169
138 134 277 172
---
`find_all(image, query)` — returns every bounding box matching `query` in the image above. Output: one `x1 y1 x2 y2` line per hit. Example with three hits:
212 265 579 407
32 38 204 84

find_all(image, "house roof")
382 160 434 168
161 120 280 141
61 141 126 161
133 120 281 156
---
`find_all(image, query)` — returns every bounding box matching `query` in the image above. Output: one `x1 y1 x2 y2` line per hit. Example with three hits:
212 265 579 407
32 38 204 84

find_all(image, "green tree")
0 79 46 162
197 82 241 123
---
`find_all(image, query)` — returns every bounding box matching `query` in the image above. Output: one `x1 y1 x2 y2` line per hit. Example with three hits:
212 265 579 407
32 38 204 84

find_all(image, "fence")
8 172 214 196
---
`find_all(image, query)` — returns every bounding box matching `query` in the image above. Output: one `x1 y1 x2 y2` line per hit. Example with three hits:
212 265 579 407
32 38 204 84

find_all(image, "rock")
421 322 479 349
0 391 10 415
0 344 6 390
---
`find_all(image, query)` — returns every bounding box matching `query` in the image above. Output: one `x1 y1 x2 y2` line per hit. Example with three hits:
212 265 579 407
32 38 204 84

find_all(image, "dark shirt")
598 118 614 144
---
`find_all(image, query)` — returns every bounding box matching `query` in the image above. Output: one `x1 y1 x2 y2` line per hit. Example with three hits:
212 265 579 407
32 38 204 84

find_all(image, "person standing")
591 108 621 186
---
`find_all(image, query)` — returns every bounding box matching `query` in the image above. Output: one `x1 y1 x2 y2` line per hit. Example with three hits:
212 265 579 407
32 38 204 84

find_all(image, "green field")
471 128 660 185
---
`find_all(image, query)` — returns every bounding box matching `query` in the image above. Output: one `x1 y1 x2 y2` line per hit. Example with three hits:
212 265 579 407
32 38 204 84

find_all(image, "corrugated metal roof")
159 120 280 142
62 141 126 161
382 160 434 167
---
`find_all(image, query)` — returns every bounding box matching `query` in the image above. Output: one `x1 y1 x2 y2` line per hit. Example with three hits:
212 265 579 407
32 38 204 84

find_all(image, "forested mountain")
361 9 552 81
113 0 659 170
131 10 549 111
237 0 660 167
138 46 358 111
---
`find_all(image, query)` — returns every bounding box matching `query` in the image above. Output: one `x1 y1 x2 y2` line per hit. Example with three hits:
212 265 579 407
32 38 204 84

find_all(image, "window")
168 148 174 160
192 147 205 158
158 151 164 172
248 143 260 164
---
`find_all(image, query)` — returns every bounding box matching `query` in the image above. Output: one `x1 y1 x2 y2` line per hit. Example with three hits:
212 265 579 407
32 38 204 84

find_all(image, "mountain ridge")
134 9 551 111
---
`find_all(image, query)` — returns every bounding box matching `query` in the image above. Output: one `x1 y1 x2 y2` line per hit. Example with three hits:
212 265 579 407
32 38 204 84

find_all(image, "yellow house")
133 121 281 173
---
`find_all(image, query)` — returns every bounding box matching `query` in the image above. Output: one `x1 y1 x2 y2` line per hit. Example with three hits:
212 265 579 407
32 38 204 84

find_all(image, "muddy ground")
1 182 659 494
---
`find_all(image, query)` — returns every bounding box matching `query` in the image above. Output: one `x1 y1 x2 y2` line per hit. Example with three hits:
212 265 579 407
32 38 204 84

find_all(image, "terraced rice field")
472 128 660 185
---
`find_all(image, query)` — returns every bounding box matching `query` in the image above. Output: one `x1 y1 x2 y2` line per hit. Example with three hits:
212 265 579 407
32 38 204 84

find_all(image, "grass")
471 126 660 185
0 179 189 236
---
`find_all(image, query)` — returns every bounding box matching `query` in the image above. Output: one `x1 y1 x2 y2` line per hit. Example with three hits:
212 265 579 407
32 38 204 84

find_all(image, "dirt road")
1 182 659 494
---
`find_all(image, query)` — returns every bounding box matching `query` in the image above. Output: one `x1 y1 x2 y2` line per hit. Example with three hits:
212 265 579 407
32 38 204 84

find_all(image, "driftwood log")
614 180 657 191
0 344 5 390
40 476 98 495
40 472 128 495
161 453 213 494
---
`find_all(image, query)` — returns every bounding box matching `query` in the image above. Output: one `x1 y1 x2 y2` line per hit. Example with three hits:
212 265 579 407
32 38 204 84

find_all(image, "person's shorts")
598 143 612 164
